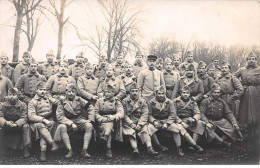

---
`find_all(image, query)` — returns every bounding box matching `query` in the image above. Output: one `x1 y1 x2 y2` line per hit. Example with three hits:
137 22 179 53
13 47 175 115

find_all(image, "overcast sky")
0 0 259 64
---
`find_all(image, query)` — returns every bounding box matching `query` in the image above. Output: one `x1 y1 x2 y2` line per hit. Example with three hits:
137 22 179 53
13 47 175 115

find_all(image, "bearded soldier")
0 68 13 102
207 64 217 80
14 51 31 84
0 52 14 82
156 58 163 71
133 51 147 77
112 51 126 77
54 84 95 158
207 55 222 79
179 51 198 72
94 55 108 79
38 50 59 79
68 52 86 81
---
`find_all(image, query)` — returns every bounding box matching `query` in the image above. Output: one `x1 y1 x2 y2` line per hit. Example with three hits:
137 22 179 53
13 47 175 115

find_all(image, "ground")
0 128 259 165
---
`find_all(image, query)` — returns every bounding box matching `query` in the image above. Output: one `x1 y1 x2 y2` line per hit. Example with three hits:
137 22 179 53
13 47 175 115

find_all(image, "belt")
244 84 260 87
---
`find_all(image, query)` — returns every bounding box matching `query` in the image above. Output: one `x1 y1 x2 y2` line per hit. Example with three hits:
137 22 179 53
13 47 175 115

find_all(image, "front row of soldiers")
0 80 240 161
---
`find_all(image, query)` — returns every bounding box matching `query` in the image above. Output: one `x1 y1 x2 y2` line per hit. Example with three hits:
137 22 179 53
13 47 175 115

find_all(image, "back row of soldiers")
0 49 259 161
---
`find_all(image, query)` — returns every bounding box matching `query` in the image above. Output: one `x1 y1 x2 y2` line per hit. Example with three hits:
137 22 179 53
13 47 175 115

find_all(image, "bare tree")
10 0 43 62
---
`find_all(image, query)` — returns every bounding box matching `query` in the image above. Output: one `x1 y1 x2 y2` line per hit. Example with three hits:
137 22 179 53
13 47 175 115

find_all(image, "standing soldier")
122 82 158 156
95 84 124 158
112 51 126 77
68 52 86 81
46 60 76 102
179 51 198 71
156 58 163 71
216 61 243 118
0 68 13 102
16 62 46 104
173 54 182 71
94 55 108 79
207 55 222 79
28 82 59 161
0 52 14 82
235 51 260 133
0 88 31 158
200 83 240 146
137 55 165 102
97 64 126 100
133 51 147 77
207 64 217 80
172 64 204 103
163 57 180 99
197 61 215 101
38 50 59 80
77 63 99 105
14 51 31 85
54 84 95 158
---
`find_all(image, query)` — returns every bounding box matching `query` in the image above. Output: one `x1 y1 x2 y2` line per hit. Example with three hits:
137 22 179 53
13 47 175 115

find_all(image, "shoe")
81 149 91 158
24 146 30 158
194 145 204 154
222 141 231 147
51 142 59 151
65 149 74 158
147 146 159 156
159 145 168 152
100 136 107 144
187 146 195 151
132 148 140 157
106 148 113 158
40 151 47 162
176 146 184 157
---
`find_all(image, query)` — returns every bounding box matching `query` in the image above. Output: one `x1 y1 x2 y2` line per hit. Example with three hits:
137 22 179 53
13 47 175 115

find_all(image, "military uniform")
14 61 30 85
111 62 125 77
94 65 107 79
198 73 214 97
163 70 180 99
38 62 59 79
68 63 86 81
207 63 222 79
118 73 137 95
133 61 147 77
179 61 198 72
15 72 46 103
77 74 99 102
1 64 14 82
0 75 13 102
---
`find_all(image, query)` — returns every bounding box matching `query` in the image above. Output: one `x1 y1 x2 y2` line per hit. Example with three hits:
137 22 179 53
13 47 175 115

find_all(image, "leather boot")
194 145 204 153
40 151 47 162
176 146 184 157
159 145 168 152
222 141 231 147
132 147 140 157
81 149 91 158
147 146 159 156
24 146 30 158
65 149 74 158
51 142 59 151
106 148 113 158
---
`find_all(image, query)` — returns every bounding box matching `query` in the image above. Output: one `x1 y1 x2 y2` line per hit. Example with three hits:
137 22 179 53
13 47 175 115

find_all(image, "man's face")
247 57 257 66
0 56 8 65
116 56 124 64
66 89 76 100
59 64 68 74
213 60 219 66
46 54 55 63
8 92 18 102
173 58 181 67
147 59 156 70
135 55 142 64
104 90 114 99
124 65 133 74
181 90 190 100
100 59 107 67
86 66 94 76
130 88 139 100
156 91 166 102
186 70 194 78
198 66 206 75
207 68 215 77
165 63 173 71
29 64 37 73
187 54 194 62
106 67 114 77
156 62 163 70
36 88 46 97
221 65 230 75
23 53 31 63
75 55 84 64
211 89 221 99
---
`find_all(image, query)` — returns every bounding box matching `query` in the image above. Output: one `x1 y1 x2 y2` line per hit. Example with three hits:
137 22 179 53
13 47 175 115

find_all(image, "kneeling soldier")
54 83 95 158
95 84 124 158
0 88 31 158
28 82 59 161
122 82 158 156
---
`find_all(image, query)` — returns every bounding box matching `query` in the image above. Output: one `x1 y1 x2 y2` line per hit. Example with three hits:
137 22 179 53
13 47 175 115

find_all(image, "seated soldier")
28 82 59 162
174 86 205 152
0 68 13 102
147 85 203 156
122 82 158 156
95 84 124 158
200 83 240 147
54 83 95 158
0 88 31 158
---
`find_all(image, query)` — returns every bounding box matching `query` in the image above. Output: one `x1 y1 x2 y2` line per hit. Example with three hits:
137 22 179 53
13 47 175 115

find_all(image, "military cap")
186 51 193 56
85 62 93 69
60 59 69 66
129 82 138 90
136 51 143 57
100 55 107 61
76 51 84 57
8 87 18 95
116 51 124 58
198 61 207 68
66 83 77 91
247 51 257 59
165 57 172 64
186 63 196 71
206 64 215 71
157 58 163 63
46 49 54 56
212 55 220 61
220 61 230 68
180 85 190 93
106 63 114 71
23 51 31 57
0 51 7 58
36 81 46 90
104 84 115 92
156 85 166 93
211 83 221 91
173 54 181 60
147 55 157 61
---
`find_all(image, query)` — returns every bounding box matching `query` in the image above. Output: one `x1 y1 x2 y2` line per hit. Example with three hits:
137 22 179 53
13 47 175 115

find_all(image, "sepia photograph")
0 0 259 165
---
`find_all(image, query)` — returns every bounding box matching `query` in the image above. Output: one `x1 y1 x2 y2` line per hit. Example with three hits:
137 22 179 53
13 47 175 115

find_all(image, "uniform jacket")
68 63 86 81
1 64 14 82
0 75 13 102
198 73 215 96
207 63 222 79
179 61 198 71
77 74 99 100
94 64 108 79
163 70 180 98
118 73 137 95
38 62 59 79
13 61 30 84
133 61 147 77
111 62 125 77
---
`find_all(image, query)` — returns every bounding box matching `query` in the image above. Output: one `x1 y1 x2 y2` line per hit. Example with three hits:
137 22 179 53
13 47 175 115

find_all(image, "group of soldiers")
0 49 259 162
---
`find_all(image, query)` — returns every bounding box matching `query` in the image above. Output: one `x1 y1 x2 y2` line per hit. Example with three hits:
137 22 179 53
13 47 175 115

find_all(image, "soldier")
28 82 59 161
122 82 158 156
200 83 240 146
14 51 31 84
174 86 205 151
235 51 260 131
156 58 163 71
216 61 243 118
0 68 13 102
77 63 99 104
95 84 124 158
207 64 217 80
38 50 59 79
133 51 147 77
179 64 187 78
94 55 108 79
68 52 86 81
173 54 182 71
137 55 165 102
97 64 126 100
147 85 203 156
54 84 95 158
0 88 31 158
197 61 215 101
172 64 204 103
207 55 222 79
46 60 76 102
163 57 180 99
179 51 198 72
16 62 46 104
0 52 14 82
111 51 126 77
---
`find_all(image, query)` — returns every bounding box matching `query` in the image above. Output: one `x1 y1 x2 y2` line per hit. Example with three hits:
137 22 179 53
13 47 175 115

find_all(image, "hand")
187 117 196 123
101 117 108 123
5 121 13 127
108 115 115 121
203 95 208 98
11 123 18 128
71 123 78 131
206 123 213 129
153 120 161 129
135 125 141 131
162 123 168 130
130 123 137 129
43 119 52 127
92 95 99 100
181 122 189 129
191 97 197 101
59 95 66 102
233 124 240 130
